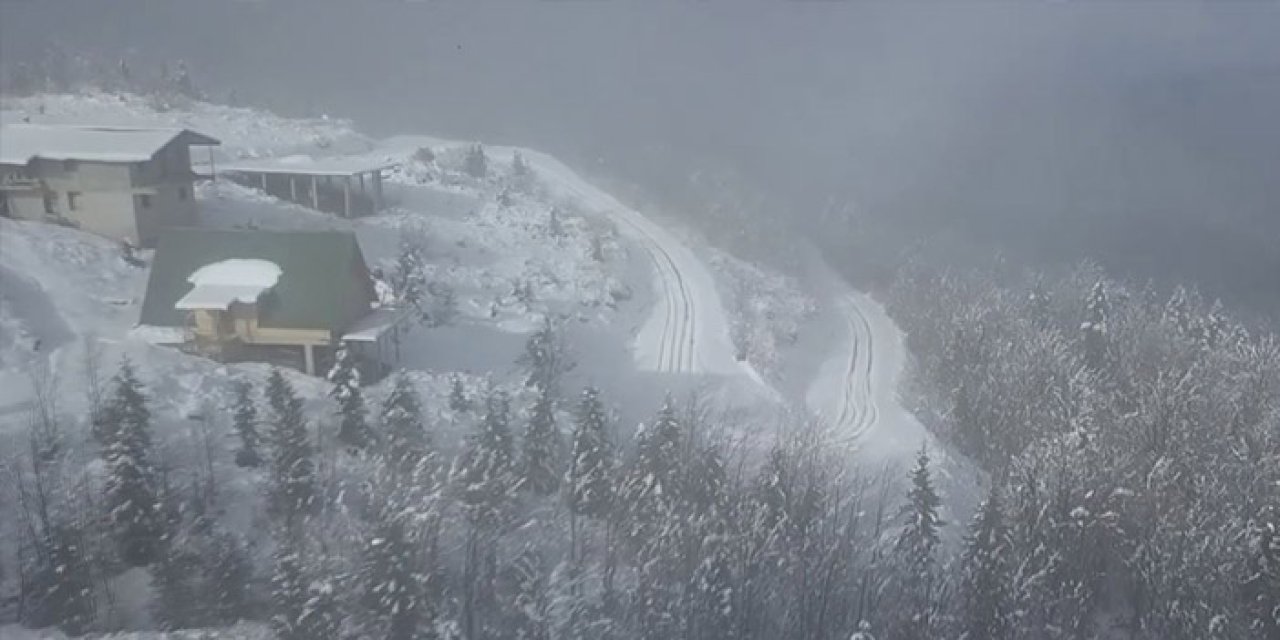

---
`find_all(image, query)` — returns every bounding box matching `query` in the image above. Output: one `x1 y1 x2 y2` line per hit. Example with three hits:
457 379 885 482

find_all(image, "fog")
4 2 1279 307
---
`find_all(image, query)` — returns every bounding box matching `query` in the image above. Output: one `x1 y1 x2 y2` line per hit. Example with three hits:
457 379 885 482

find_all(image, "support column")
207 147 217 181
289 175 297 202
343 175 352 218
373 171 384 210
303 344 315 376
359 172 366 193
260 173 268 191
310 175 319 210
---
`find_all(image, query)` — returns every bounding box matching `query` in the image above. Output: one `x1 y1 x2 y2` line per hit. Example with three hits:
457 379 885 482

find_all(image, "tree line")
885 259 1280 639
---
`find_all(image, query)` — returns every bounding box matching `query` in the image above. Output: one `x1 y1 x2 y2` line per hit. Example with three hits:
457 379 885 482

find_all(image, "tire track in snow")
520 152 715 375
814 293 881 445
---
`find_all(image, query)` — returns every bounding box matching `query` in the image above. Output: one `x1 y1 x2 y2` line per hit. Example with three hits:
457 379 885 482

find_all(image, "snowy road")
520 152 745 377
808 287 936 461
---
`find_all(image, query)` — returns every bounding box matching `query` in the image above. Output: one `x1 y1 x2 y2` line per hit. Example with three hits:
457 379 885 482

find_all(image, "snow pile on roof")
0 124 217 165
175 258 282 311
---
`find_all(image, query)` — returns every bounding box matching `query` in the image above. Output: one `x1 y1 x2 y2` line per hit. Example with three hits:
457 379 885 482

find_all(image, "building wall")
12 142 201 245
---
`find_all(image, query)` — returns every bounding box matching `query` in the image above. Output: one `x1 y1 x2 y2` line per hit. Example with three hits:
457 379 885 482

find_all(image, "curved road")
520 150 743 377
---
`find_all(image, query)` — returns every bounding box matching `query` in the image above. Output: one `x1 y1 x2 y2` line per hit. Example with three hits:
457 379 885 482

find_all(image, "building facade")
0 125 219 246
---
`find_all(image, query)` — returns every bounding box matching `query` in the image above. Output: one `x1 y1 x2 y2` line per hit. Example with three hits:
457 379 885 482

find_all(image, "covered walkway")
221 155 397 217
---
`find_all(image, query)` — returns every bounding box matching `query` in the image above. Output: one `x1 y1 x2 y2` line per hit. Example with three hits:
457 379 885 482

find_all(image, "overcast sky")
4 2 1279 303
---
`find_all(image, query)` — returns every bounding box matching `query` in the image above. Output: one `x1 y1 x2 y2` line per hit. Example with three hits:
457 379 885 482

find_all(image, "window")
136 194 152 209
67 191 81 211
178 187 188 201
43 192 56 214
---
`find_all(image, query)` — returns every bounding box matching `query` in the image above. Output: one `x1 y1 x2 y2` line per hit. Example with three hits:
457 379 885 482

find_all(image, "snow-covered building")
220 155 395 218
0 124 220 246
138 228 407 376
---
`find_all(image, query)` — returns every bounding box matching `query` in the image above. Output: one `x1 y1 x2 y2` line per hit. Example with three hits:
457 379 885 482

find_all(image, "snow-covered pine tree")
520 383 562 495
1081 280 1110 372
621 396 684 550
231 379 262 468
101 357 165 567
465 143 488 179
329 345 373 450
151 540 204 630
455 390 517 526
22 523 97 635
270 529 340 640
512 150 531 177
689 533 734 640
892 444 944 639
1163 286 1193 337
381 372 432 481
449 374 472 413
393 232 427 314
206 529 253 625
265 368 316 521
956 486 1010 640
362 503 433 640
566 386 614 522
1027 277 1053 331
509 550 552 640
518 318 575 396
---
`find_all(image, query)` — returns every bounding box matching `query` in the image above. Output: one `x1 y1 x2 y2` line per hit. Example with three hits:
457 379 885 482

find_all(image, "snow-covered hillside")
0 91 981 637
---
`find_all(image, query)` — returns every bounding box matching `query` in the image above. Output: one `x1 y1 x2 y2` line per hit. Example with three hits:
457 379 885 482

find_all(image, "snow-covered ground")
805 275 984 530
0 92 982 635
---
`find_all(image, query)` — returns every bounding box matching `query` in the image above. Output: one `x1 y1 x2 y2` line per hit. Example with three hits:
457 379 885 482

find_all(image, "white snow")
220 153 397 176
492 147 749 378
175 258 281 310
341 307 406 342
0 123 216 164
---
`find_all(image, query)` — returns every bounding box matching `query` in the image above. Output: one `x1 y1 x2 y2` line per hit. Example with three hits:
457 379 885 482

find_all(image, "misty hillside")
1 4 1279 640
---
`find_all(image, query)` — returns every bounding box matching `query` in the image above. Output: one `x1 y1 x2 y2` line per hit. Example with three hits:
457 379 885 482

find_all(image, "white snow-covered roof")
0 124 220 165
341 307 407 342
220 154 397 177
175 258 282 311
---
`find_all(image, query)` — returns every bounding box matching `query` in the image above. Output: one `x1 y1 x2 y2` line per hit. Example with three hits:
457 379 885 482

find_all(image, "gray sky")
4 2 1279 304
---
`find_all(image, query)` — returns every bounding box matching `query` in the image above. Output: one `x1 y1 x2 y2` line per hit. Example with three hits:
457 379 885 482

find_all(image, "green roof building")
139 227 403 375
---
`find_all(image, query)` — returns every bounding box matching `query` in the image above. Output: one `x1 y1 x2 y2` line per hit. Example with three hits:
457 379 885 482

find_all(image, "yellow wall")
189 307 330 347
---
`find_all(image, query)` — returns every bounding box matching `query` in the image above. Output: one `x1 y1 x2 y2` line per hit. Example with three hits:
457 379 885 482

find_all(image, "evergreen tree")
521 383 562 495
231 380 262 468
363 503 433 640
956 487 1010 640
207 529 253 624
22 523 97 635
465 143 488 179
392 234 427 313
512 150 531 177
518 318 575 395
892 444 944 639
329 345 372 450
1081 280 1110 372
381 372 431 480
449 374 472 413
151 541 204 630
566 387 614 521
102 358 164 566
689 534 734 640
271 530 339 640
265 369 316 520
621 396 685 547
455 390 516 525
1027 278 1053 330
